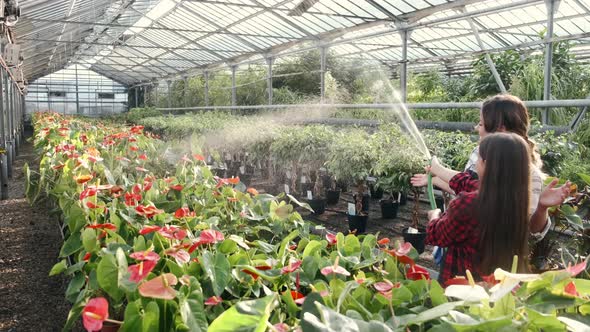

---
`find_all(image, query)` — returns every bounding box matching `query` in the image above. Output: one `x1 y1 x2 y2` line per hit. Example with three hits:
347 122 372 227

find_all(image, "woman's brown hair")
477 133 530 274
481 94 541 168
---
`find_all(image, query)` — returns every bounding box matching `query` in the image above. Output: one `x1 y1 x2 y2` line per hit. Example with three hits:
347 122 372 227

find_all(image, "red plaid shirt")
426 172 479 285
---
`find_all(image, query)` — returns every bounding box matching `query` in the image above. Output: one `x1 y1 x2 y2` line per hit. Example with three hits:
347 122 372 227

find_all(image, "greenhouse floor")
0 139 72 332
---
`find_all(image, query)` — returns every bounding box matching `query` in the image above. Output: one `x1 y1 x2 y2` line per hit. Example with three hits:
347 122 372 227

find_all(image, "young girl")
413 94 549 239
426 133 569 284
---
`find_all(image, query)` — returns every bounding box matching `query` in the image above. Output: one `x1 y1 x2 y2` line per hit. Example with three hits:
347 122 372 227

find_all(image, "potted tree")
326 129 376 233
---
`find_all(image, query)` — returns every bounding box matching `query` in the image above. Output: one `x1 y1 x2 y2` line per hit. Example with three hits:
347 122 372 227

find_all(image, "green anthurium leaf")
525 308 567 331
208 295 278 332
238 265 282 282
300 292 326 332
430 280 448 306
577 173 590 186
442 311 513 331
179 277 208 332
202 251 231 296
49 259 68 276
301 302 394 332
218 239 238 254
116 247 136 293
82 228 99 252
119 301 142 332
404 301 463 326
142 301 160 332
61 290 87 332
65 272 85 302
278 230 299 259
97 252 124 302
302 240 322 258
60 232 83 258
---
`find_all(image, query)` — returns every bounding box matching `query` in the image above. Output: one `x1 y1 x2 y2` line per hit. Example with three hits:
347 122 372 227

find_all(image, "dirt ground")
0 138 71 332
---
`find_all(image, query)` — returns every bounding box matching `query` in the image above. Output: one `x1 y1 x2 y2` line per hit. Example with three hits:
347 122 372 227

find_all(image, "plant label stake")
348 203 356 216
239 166 245 174
284 184 290 195
301 176 307 184
307 191 313 200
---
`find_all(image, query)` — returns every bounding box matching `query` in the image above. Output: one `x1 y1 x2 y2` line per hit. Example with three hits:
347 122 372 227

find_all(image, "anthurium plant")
28 112 590 332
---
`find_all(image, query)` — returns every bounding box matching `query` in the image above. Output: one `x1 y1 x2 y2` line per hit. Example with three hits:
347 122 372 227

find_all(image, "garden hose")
427 158 437 210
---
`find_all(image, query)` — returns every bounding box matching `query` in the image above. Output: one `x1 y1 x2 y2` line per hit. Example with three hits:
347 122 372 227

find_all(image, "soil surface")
0 137 72 332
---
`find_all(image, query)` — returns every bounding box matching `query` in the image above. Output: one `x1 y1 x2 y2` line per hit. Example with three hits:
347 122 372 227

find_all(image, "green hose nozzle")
427 158 437 210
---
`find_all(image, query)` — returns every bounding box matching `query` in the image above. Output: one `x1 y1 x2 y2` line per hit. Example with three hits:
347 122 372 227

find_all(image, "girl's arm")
530 178 570 234
426 193 477 247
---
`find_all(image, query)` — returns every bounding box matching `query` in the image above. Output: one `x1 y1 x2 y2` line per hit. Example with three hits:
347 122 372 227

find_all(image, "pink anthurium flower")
188 229 224 252
321 257 350 277
128 260 157 283
80 188 98 200
164 248 190 265
82 297 108 332
325 233 337 245
158 225 188 240
204 296 223 306
138 273 178 300
383 242 415 265
130 250 160 261
281 259 302 274
135 204 164 218
174 207 196 219
565 260 588 277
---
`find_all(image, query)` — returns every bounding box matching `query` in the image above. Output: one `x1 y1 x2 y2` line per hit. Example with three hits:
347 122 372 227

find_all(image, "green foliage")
325 128 376 185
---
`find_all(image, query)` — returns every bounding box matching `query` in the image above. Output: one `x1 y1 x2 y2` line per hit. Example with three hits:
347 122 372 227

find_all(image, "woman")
425 133 569 284
412 94 549 238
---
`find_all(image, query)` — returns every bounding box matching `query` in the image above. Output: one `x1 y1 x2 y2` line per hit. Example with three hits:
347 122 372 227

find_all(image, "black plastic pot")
398 192 408 206
210 167 226 178
336 179 348 193
402 227 427 254
305 198 326 215
353 193 370 212
299 182 314 194
325 189 341 205
435 196 444 210
240 173 252 186
348 214 368 234
370 185 384 200
380 200 399 219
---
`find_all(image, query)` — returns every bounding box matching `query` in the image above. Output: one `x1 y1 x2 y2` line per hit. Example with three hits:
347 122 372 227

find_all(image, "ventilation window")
98 93 115 99
48 91 66 97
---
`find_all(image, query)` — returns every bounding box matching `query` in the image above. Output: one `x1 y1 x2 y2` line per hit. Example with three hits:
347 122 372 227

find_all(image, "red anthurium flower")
188 229 224 253
204 296 222 306
480 273 499 286
445 277 471 286
86 201 104 209
52 163 65 170
138 273 178 300
116 156 130 162
565 260 587 277
174 207 196 219
378 238 390 246
286 290 305 305
241 265 272 280
135 204 164 218
80 188 98 200
193 154 205 161
135 166 149 172
281 259 302 274
228 177 240 185
80 134 88 144
110 186 123 195
128 260 157 283
326 233 337 245
138 154 148 161
406 265 430 281
124 192 141 207
83 252 91 262
163 177 174 184
564 281 580 297
130 125 144 134
82 297 109 332
128 137 137 143
170 184 183 191
158 225 188 241
87 223 117 231
321 257 350 277
247 187 259 196
164 248 190 265
132 184 142 195
75 174 93 184
130 146 139 152
383 242 415 265
87 184 114 191
130 251 160 261
139 225 161 235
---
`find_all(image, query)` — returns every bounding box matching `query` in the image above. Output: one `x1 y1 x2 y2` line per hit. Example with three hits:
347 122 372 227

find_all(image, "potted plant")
402 187 428 254
326 129 376 233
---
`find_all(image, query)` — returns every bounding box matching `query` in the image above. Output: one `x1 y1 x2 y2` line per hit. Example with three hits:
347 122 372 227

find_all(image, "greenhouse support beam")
75 64 80 114
167 80 172 109
183 76 189 108
153 82 159 106
231 65 237 107
267 58 274 105
543 0 560 125
0 68 5 200
204 71 210 107
6 77 13 179
156 99 590 112
134 87 139 109
466 13 506 93
400 30 409 103
320 47 327 103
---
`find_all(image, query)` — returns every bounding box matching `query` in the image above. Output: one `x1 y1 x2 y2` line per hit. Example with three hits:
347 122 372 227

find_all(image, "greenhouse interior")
1 0 590 331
